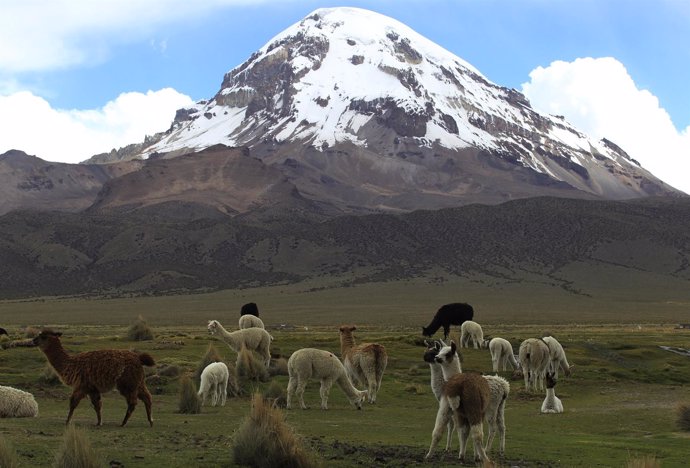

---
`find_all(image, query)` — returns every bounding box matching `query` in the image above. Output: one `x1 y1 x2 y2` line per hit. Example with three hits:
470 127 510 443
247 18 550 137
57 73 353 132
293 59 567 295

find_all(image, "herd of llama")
1 301 575 464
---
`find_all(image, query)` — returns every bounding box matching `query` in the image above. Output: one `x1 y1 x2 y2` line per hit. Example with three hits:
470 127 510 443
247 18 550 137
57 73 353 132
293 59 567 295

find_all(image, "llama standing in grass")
426 340 510 457
207 320 272 367
32 329 155 427
488 337 520 372
460 320 484 349
0 386 39 418
423 340 455 451
286 348 367 410
519 338 551 392
198 362 229 407
542 336 572 378
422 303 474 340
540 373 564 414
338 325 387 404
238 314 265 330
425 341 490 463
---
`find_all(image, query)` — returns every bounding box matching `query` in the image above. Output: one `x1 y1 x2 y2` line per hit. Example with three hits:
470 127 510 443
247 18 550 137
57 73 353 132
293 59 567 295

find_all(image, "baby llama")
426 340 510 456
0 386 39 418
32 329 155 427
540 372 564 414
198 362 229 407
488 337 520 372
338 325 387 404
286 348 367 410
238 314 265 330
460 320 484 349
518 338 550 392
207 320 272 367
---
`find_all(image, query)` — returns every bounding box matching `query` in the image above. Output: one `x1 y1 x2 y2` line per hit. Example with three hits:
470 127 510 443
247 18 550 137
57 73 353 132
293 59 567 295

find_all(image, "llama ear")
450 341 457 353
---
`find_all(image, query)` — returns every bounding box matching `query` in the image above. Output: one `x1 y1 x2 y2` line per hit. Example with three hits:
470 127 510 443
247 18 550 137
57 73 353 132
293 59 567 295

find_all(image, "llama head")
0 327 7 336
545 372 558 389
32 329 62 349
423 340 442 363
352 389 368 410
207 320 219 335
339 325 356 334
435 340 462 365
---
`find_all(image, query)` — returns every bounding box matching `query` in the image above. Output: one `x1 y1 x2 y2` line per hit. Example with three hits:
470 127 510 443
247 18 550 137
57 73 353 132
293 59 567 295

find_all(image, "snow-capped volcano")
98 7 678 211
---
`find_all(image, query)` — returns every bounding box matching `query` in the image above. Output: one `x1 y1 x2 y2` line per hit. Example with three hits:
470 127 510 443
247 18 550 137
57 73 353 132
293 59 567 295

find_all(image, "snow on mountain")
113 6 677 207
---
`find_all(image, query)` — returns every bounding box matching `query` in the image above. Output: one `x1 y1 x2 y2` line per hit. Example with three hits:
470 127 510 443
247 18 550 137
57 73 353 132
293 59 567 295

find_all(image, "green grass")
1 282 690 467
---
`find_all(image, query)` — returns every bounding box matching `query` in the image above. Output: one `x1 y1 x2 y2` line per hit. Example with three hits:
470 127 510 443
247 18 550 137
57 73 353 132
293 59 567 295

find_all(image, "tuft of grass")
193 343 223 382
177 374 202 414
127 315 154 341
0 435 20 468
231 392 321 468
264 380 287 408
269 356 289 377
625 455 661 468
676 403 690 431
38 364 62 385
53 424 103 468
236 346 269 382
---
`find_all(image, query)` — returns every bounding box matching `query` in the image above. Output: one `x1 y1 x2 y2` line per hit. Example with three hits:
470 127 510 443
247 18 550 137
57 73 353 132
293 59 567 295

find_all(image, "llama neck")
215 322 234 340
429 363 445 400
339 332 355 356
40 339 70 374
440 357 462 381
336 374 361 400
545 388 557 400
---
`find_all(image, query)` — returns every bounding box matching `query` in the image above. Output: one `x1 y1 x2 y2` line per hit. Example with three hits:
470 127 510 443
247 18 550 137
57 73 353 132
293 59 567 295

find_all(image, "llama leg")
425 399 451 459
470 422 489 462
66 389 86 425
220 378 228 406
296 378 309 410
492 354 500 372
88 390 103 426
496 400 506 455
286 376 296 409
484 413 496 453
319 379 333 410
444 406 455 451
456 415 470 461
138 386 154 427
120 393 138 427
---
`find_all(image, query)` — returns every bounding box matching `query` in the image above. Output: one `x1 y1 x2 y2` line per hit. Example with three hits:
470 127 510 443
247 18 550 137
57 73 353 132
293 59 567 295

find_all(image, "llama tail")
139 353 156 367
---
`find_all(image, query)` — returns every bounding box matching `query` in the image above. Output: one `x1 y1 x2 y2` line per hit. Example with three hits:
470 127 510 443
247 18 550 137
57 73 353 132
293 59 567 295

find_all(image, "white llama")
286 348 367 410
542 336 572 378
540 373 564 414
518 338 550 391
198 362 229 407
238 314 264 330
207 320 272 367
488 337 520 372
460 320 484 349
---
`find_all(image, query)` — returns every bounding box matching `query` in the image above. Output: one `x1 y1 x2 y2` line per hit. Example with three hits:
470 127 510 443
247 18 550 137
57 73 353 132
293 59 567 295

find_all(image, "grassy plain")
1 277 689 467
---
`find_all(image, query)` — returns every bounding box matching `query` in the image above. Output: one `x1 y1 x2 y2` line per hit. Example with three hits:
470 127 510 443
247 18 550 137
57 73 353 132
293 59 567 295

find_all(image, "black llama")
422 303 474 339
0 327 7 336
240 302 259 317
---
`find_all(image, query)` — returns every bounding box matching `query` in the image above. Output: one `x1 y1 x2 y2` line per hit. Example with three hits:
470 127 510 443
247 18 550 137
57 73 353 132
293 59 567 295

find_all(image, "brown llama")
32 329 155 427
338 325 388 404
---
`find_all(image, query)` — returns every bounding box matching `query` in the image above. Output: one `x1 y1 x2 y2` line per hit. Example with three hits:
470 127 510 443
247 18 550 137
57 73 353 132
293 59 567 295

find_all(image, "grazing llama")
426 340 510 456
542 336 572 378
519 338 551 392
238 314 265 330
0 386 39 418
460 320 484 349
488 337 520 372
422 303 474 340
207 320 272 367
338 325 387 404
540 372 564 413
32 329 154 427
286 348 367 410
198 362 229 407
425 341 490 463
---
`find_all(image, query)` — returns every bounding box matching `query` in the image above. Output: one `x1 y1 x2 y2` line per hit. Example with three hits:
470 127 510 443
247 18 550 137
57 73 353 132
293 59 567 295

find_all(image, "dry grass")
52 424 103 468
625 455 661 468
676 403 690 431
264 380 287 408
269 356 289 377
231 392 320 468
127 315 154 341
0 435 20 468
236 346 269 383
37 364 62 385
177 374 202 414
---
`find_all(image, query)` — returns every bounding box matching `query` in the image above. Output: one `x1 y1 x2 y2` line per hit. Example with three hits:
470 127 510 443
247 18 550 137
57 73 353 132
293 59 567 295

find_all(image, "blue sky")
0 0 688 192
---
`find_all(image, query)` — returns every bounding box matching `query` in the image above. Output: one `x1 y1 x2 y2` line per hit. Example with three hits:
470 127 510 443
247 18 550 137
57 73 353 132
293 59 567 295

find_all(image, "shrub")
264 380 287 408
0 435 19 468
177 374 202 414
193 343 223 382
677 403 690 431
127 315 154 341
38 364 62 385
269 357 289 377
236 346 269 383
231 393 320 468
53 424 102 468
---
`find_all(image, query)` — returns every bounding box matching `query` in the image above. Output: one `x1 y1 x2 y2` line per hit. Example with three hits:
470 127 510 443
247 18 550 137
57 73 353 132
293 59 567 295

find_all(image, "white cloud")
0 88 194 163
522 57 690 194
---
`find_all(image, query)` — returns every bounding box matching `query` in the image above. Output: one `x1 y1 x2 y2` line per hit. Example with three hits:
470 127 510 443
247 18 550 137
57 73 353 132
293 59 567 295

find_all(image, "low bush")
53 424 102 468
677 403 690 431
177 375 202 414
0 435 19 468
127 315 154 341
